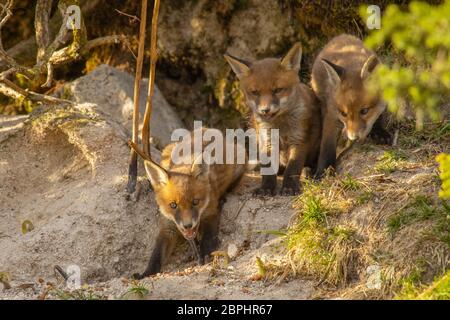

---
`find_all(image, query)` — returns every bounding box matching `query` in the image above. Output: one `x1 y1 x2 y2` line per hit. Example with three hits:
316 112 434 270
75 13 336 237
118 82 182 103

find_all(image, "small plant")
121 282 150 300
340 174 362 191
374 150 407 174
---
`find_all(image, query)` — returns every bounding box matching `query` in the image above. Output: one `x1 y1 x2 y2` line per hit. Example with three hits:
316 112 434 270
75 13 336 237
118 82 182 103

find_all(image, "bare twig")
128 140 152 162
0 78 74 105
0 0 128 100
35 0 53 64
126 0 148 194
0 0 34 78
115 9 140 23
142 0 160 158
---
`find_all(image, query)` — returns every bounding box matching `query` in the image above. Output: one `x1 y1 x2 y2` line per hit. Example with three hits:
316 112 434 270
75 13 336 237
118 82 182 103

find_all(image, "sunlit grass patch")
285 179 361 286
396 270 450 300
387 195 450 246
374 150 408 174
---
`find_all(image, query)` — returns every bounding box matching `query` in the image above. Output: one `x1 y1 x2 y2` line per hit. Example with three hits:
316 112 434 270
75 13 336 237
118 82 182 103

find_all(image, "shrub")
363 1 450 129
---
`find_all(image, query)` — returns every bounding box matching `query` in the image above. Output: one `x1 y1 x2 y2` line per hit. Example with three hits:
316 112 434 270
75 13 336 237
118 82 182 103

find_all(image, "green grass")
396 270 450 300
355 191 374 205
374 150 408 174
340 174 362 191
286 180 359 286
387 195 450 246
387 195 435 234
121 282 150 300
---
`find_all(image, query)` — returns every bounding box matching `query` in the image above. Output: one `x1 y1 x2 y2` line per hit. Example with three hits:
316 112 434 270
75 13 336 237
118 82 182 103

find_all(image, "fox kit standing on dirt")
311 34 392 178
225 43 321 196
132 129 246 278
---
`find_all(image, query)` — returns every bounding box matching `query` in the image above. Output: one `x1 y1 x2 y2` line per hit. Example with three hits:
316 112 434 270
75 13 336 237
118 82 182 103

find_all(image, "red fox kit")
133 128 246 278
225 43 321 196
311 34 392 177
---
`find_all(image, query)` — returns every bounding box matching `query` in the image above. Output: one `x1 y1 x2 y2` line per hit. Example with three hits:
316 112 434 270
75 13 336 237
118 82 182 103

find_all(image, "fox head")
321 55 386 141
144 159 211 240
224 43 303 122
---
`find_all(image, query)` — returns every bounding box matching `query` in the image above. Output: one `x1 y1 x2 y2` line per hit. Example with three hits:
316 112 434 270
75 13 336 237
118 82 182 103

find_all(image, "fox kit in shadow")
311 34 392 178
133 128 246 278
225 43 321 196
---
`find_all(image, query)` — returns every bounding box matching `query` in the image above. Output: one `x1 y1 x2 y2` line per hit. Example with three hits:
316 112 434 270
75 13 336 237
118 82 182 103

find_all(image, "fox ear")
144 160 169 189
360 54 380 80
321 59 345 88
190 153 210 179
281 42 302 72
224 53 251 79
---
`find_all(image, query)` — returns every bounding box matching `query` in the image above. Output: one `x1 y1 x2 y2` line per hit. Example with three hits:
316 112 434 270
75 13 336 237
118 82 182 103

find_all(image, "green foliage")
396 270 450 300
363 1 450 128
437 153 450 199
374 150 408 174
340 174 362 191
121 282 150 300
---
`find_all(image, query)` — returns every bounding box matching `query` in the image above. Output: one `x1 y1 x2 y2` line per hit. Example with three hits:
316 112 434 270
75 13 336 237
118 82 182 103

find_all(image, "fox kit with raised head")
133 128 246 278
311 34 392 177
225 43 321 196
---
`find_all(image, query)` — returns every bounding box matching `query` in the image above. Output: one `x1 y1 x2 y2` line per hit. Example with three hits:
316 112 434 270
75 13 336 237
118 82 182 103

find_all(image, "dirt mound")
0 102 308 299
0 103 162 284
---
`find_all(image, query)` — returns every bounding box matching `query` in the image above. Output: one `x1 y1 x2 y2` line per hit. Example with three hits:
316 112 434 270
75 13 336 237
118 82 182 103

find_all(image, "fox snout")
258 103 277 116
345 123 368 142
175 212 199 240
253 96 280 118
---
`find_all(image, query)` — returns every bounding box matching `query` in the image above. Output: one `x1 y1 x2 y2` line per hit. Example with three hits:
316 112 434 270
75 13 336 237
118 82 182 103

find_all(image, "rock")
227 243 239 259
58 64 185 149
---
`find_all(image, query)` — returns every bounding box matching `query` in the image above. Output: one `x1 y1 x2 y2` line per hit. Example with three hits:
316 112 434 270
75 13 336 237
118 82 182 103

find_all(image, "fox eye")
170 202 177 209
272 87 284 95
192 199 199 206
360 108 369 115
339 110 347 117
250 90 260 96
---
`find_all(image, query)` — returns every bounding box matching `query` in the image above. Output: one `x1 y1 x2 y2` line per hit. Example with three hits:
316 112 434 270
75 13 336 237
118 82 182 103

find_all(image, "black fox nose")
183 222 193 229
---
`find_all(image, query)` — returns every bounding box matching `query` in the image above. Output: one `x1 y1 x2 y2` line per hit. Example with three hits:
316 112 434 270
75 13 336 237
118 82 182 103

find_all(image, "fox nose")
259 107 270 115
347 131 359 141
182 221 193 229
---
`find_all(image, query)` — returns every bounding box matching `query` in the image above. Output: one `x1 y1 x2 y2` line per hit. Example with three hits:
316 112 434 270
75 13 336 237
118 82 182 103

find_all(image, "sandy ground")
0 105 315 300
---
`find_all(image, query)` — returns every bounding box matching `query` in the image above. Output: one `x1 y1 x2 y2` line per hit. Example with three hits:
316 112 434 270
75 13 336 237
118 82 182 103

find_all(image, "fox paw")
132 273 145 280
252 187 276 197
280 179 301 196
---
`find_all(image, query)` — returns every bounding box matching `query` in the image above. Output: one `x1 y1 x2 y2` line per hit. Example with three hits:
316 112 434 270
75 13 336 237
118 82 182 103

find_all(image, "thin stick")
142 0 160 157
189 239 202 265
128 140 152 162
126 0 148 194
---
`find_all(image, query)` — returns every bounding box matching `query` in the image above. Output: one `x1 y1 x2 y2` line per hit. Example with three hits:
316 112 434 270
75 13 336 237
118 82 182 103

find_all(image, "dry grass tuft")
282 119 450 299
